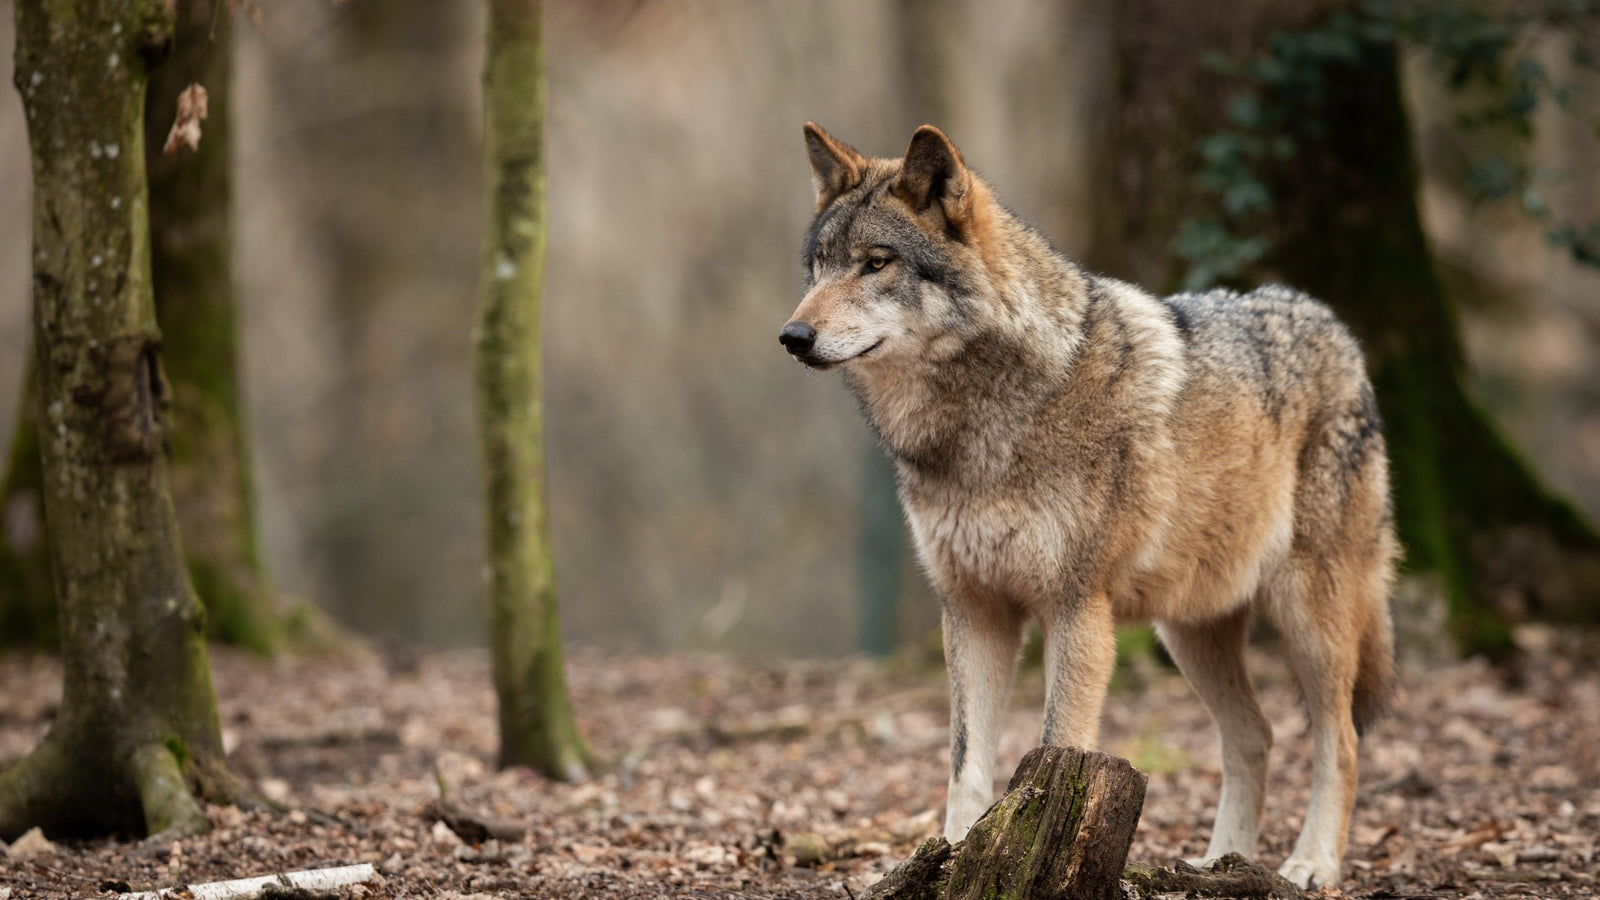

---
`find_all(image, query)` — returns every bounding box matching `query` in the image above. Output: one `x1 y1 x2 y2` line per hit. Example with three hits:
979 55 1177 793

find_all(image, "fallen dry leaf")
5 827 56 860
162 83 208 156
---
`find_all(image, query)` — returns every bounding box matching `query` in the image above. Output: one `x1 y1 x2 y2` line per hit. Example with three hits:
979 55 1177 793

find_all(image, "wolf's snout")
779 321 817 355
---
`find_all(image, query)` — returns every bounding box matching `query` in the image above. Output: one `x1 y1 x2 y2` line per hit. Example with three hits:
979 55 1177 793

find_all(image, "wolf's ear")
804 122 866 211
892 125 973 226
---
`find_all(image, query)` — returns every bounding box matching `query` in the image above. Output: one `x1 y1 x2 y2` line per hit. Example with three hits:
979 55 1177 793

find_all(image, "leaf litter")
1 629 1597 898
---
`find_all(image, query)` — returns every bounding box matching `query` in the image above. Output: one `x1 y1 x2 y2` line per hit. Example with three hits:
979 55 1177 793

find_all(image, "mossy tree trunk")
0 359 54 649
475 0 588 781
1 0 281 652
0 0 236 840
144 0 279 653
1086 0 1600 656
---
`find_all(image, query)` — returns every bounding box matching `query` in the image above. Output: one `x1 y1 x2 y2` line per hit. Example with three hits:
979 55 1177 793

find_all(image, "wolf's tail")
1351 600 1396 735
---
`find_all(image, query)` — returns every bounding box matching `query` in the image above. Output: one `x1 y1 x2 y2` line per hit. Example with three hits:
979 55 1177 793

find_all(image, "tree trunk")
1 0 283 652
849 0 967 658
283 0 480 643
1086 0 1600 656
0 358 53 649
476 0 588 781
1257 38 1600 656
0 0 235 840
866 746 1147 900
144 0 279 653
856 448 903 657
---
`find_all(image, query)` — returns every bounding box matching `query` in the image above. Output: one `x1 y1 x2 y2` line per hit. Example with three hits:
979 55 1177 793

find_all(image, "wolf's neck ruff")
844 327 1047 481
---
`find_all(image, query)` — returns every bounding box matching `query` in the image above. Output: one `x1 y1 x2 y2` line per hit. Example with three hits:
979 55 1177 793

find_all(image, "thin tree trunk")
145 0 279 653
0 0 235 839
476 0 588 781
0 358 53 648
1086 0 1600 656
856 448 904 656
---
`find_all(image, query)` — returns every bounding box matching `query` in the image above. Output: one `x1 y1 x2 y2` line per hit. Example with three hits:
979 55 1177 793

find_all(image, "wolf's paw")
1278 855 1339 890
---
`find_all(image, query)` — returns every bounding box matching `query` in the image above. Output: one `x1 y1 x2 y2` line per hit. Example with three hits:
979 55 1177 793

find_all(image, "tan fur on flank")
781 124 1398 889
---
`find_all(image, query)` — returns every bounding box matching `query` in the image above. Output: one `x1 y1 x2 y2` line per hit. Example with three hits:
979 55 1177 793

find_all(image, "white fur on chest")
903 488 1079 609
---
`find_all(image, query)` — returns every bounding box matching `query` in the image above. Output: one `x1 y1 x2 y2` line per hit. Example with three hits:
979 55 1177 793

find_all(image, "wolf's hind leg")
941 598 1024 842
1270 566 1361 890
1156 606 1271 863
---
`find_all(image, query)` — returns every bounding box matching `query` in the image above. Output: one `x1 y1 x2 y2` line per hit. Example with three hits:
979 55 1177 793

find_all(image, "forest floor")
1 628 1598 899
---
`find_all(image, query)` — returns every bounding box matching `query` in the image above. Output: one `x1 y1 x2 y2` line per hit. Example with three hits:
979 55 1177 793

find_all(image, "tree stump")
866 745 1148 900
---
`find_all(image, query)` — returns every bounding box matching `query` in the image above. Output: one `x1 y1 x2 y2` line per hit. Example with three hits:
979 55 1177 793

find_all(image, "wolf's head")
779 123 998 371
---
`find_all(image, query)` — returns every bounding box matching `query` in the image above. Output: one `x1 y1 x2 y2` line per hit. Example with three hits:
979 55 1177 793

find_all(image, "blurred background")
1 1 1596 654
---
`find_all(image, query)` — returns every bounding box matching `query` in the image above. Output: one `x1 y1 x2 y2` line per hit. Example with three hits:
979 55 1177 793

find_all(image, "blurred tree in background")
1088 0 1600 656
476 0 589 781
0 0 236 839
853 0 966 658
0 361 50 648
145 0 283 653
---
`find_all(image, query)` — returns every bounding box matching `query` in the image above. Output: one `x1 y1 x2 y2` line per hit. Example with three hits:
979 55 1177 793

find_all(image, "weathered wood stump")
866 745 1148 900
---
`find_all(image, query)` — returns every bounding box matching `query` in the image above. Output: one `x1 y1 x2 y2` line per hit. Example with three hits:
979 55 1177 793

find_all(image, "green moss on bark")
0 0 237 841
475 0 589 781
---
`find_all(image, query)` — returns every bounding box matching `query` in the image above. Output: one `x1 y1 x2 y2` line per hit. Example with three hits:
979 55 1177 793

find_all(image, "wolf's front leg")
941 598 1024 842
1039 593 1116 749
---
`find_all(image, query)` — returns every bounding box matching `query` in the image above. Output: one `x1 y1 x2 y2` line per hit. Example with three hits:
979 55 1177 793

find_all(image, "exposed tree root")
0 730 242 842
132 742 210 838
1124 854 1306 899
0 735 71 841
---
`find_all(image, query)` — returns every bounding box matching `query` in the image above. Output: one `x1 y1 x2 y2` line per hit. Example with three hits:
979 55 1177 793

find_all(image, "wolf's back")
1159 284 1368 410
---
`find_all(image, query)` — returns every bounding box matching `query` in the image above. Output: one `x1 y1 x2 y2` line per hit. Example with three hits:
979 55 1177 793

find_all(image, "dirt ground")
1 630 1598 899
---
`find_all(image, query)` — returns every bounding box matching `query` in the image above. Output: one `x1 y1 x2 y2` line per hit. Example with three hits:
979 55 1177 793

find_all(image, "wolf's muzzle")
778 321 817 357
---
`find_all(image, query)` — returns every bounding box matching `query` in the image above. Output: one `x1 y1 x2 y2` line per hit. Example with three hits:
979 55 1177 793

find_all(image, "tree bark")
2 0 283 652
0 358 54 649
867 746 1147 900
0 0 236 840
144 0 279 653
1085 0 1600 656
475 0 588 781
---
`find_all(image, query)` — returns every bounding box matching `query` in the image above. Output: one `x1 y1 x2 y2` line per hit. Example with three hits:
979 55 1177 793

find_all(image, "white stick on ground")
118 863 377 900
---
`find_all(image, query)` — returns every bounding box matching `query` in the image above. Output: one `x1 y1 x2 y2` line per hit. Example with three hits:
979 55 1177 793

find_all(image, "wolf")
779 123 1397 888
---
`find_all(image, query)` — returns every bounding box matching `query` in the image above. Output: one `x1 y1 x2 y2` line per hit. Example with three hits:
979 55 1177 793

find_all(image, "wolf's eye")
864 256 891 274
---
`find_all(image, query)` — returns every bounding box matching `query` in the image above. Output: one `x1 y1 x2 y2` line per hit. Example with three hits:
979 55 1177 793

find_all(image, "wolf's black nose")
779 321 817 354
